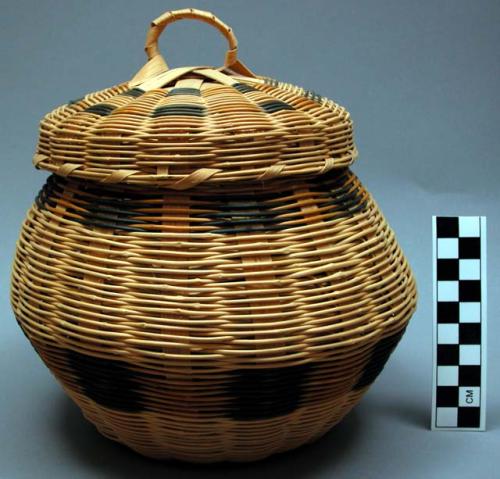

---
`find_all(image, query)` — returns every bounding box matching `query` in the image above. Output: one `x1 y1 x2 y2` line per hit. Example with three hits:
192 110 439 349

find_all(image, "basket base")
73 388 365 463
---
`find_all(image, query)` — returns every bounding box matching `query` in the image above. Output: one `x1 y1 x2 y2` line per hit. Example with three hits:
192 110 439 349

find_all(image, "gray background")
1 0 499 477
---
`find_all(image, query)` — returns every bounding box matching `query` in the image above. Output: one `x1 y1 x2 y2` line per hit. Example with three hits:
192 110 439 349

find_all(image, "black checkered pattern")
434 216 483 429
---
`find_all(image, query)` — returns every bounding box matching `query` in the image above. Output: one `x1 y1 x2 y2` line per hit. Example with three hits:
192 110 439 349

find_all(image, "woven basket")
11 8 417 463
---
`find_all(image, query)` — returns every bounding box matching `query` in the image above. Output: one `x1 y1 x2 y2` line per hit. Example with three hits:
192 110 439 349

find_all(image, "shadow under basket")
10 8 417 463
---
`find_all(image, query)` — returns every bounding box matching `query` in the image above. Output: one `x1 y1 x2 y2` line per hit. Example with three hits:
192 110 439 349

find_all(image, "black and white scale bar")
431 216 487 431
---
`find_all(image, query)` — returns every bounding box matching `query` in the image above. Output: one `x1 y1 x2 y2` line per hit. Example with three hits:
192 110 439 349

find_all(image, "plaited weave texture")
12 169 416 461
11 7 417 463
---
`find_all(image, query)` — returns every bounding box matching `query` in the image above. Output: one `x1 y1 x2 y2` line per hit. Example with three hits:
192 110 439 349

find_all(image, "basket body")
11 168 416 462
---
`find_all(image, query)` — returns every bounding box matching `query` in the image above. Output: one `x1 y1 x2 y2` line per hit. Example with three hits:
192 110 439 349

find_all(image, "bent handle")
144 8 239 69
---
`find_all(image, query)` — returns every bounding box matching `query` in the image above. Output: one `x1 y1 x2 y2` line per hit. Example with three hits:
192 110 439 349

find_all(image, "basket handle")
145 8 239 70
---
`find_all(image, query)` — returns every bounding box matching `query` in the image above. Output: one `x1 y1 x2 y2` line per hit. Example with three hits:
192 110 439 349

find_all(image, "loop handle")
145 8 239 69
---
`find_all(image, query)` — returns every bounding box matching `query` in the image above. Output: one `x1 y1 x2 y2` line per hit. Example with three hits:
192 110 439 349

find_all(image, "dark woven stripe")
35 175 65 210
259 100 295 114
70 196 162 232
119 88 145 98
67 96 85 105
303 89 324 103
167 88 201 97
69 212 149 233
198 217 289 234
310 170 368 218
81 203 152 218
84 103 116 116
325 188 367 216
152 104 206 117
198 211 293 234
226 363 312 420
318 168 350 183
263 77 280 87
66 349 144 412
64 346 315 418
78 220 147 232
232 83 257 93
194 193 301 234
352 329 405 390
36 177 163 232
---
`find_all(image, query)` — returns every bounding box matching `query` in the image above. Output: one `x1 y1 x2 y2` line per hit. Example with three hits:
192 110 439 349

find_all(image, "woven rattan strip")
11 8 417 463
12 168 416 461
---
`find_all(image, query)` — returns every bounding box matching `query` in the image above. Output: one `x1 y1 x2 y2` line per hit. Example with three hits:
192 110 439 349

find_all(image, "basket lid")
34 8 357 189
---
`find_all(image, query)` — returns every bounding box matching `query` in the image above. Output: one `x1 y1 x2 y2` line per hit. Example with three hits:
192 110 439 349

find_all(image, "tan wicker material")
11 8 417 463
33 8 356 190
